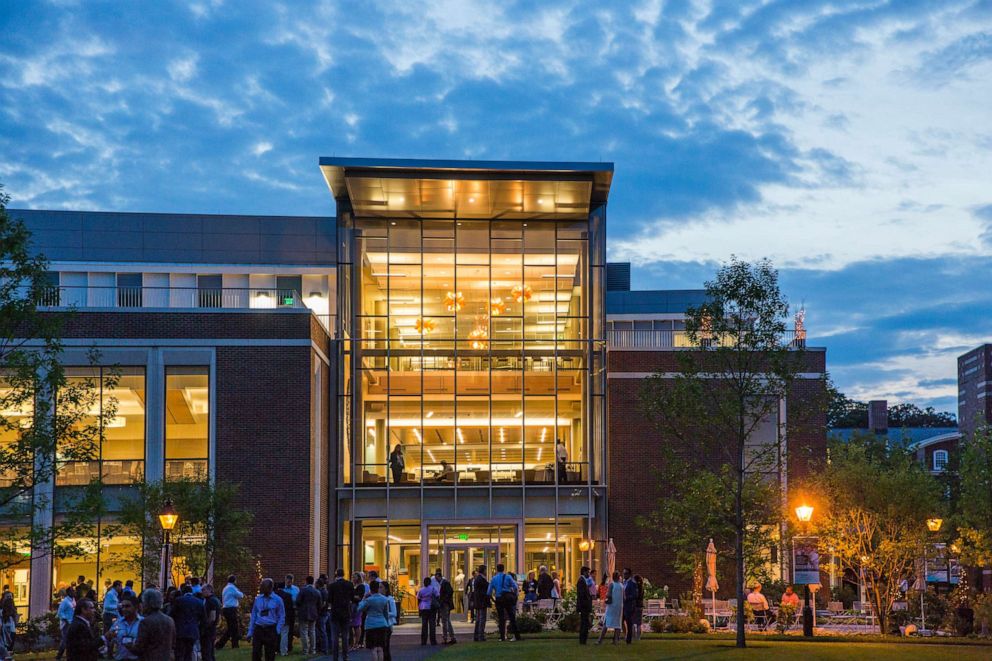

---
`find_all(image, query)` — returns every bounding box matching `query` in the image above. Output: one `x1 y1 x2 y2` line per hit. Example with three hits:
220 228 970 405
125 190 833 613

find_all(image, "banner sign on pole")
793 537 820 585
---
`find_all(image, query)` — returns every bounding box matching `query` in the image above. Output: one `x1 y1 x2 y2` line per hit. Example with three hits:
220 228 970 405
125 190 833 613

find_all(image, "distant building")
959 344 992 439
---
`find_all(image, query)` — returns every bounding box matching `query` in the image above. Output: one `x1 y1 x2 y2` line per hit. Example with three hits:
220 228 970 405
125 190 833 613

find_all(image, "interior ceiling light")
469 325 489 350
511 284 533 303
444 291 465 312
415 318 436 335
488 297 507 316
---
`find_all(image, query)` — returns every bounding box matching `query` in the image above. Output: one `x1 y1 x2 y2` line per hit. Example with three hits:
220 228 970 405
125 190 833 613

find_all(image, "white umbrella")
705 539 719 624
606 538 617 577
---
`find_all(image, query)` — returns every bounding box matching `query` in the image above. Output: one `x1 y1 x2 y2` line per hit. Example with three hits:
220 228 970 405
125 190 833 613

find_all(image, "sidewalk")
319 619 498 660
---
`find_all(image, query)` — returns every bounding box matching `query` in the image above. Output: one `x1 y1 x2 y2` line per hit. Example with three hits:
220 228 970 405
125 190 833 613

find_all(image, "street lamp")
926 518 943 533
920 516 943 634
794 503 815 638
159 499 179 589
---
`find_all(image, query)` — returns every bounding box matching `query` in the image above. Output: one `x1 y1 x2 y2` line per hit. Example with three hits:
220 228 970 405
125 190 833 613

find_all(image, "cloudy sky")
2 0 991 413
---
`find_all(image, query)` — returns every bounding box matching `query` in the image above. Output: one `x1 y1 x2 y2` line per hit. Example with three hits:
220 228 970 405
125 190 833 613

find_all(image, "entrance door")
444 544 500 621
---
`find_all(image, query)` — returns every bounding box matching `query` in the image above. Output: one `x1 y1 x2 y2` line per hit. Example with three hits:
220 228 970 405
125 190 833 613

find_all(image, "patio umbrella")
606 537 617 577
705 539 719 624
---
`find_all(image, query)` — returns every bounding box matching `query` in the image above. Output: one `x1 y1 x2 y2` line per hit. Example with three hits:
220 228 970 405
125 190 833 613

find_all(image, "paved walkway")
316 619 498 660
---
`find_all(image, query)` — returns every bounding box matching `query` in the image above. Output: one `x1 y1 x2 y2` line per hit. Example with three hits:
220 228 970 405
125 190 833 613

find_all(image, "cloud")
167 55 199 83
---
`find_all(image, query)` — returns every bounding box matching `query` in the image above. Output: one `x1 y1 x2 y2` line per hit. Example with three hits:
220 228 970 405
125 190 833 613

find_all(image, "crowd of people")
42 563 672 661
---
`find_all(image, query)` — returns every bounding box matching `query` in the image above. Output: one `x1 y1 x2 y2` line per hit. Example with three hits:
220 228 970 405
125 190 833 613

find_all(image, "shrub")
691 619 710 634
648 617 665 633
974 592 992 637
775 604 798 633
832 584 857 609
514 613 544 633
663 614 697 633
558 611 583 633
18 611 60 651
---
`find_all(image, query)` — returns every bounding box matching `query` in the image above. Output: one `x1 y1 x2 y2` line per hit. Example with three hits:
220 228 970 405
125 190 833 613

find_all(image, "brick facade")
959 344 992 439
606 348 827 594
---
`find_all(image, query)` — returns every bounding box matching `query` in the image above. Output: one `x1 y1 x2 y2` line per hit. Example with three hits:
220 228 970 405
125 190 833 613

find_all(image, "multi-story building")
959 344 992 438
5 156 825 615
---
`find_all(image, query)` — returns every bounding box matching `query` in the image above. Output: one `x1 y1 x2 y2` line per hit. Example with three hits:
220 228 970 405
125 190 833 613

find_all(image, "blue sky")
2 0 991 413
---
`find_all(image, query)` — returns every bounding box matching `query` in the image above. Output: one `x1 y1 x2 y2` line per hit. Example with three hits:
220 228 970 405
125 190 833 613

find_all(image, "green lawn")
435 637 992 660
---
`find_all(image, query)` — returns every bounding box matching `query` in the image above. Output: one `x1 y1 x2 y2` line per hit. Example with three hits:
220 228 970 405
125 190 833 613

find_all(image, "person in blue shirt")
107 595 141 661
103 581 122 633
247 579 285 661
487 564 521 642
357 581 391 661
55 587 76 661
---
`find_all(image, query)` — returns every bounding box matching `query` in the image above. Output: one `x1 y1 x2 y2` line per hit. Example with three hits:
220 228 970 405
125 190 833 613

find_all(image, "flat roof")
319 156 613 219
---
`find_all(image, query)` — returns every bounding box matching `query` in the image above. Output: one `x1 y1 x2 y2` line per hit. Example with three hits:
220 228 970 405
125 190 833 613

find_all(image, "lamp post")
920 517 942 634
159 499 179 589
795 503 815 638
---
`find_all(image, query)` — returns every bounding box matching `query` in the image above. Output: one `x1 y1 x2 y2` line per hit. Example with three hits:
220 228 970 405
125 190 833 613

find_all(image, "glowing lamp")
469 326 488 350
578 539 595 552
159 499 179 531
926 518 943 533
510 285 532 303
795 504 814 523
415 318 436 335
444 291 464 312
489 297 507 316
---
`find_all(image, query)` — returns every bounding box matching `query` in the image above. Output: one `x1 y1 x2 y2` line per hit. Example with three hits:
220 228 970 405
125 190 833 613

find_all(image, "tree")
826 379 868 428
953 425 992 570
808 432 943 634
115 478 255 584
0 187 115 573
638 257 817 648
888 403 956 428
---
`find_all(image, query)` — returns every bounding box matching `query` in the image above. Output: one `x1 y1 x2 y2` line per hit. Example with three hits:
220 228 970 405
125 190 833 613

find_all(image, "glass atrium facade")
326 159 611 605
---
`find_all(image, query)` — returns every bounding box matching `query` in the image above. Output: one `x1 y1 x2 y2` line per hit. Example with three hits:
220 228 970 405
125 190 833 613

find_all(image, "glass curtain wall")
352 217 590 486
165 367 209 481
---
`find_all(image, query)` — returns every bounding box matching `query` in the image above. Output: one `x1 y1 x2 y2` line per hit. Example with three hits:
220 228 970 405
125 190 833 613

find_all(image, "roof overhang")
319 156 613 219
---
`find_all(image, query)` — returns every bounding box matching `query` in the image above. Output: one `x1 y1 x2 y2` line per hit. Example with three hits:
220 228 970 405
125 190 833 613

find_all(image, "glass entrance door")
444 544 500 621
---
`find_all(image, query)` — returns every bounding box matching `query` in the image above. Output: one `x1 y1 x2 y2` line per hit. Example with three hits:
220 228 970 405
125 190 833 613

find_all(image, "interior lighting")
514 410 523 418
537 198 544 205
444 291 465 312
426 411 434 418
371 271 407 277
511 285 533 303
415 318 436 335
412 428 422 443
105 416 126 429
489 297 507 316
468 197 475 203
469 325 488 350
456 428 465 444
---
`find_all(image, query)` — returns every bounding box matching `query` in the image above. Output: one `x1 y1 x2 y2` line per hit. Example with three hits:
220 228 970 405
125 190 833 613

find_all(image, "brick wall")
606 348 827 594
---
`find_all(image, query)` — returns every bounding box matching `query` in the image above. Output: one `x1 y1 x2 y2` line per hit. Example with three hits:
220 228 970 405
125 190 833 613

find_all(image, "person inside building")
556 439 568 483
434 461 454 483
388 445 405 485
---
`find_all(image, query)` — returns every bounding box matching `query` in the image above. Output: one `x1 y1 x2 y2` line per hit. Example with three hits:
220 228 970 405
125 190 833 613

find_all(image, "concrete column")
29 365 55 618
145 350 165 482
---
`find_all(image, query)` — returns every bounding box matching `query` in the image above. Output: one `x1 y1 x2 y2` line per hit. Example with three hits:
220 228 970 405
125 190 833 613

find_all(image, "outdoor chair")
644 598 665 619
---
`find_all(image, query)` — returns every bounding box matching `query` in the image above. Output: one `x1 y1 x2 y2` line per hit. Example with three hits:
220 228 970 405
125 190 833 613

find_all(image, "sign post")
793 537 820 637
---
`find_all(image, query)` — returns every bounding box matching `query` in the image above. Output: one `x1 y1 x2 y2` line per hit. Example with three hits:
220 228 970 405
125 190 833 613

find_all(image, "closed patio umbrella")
705 539 719 624
606 538 617 577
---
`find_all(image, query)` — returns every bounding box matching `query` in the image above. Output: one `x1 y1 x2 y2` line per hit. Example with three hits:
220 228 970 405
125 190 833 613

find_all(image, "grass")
434 636 992 659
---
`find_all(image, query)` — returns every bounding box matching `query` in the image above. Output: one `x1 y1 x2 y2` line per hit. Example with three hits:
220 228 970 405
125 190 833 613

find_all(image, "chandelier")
510 284 532 303
489 297 507 316
444 291 465 312
469 325 489 350
415 318 436 335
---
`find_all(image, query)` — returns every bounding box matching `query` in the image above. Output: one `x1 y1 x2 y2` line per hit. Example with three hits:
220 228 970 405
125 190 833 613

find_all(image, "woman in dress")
523 571 538 611
598 573 610 602
416 577 439 646
357 580 391 661
350 572 366 650
596 572 624 645
551 571 561 600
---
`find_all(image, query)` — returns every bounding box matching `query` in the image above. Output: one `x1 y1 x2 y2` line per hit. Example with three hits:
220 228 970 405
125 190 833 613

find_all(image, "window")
116 273 142 307
197 275 222 308
57 367 146 487
933 449 948 472
276 275 302 307
39 271 60 306
165 367 209 481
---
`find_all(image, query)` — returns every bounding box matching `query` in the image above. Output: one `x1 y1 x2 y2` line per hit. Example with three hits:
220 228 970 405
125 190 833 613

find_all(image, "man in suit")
576 566 593 644
296 576 323 655
130 589 175 661
326 569 355 661
470 566 490 642
622 568 638 644
171 584 205 661
65 599 103 661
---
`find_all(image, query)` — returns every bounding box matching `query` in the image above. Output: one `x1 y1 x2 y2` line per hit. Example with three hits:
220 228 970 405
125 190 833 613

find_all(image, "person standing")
453 567 465 615
284 575 299 603
106 595 141 661
65 600 103 661
597 572 624 645
437 570 456 645
171 585 205 661
199 585 222 661
575 566 593 645
326 569 354 661
555 439 568 483
536 566 553 600
275 582 296 656
464 570 476 623
216 575 245 649
470 566 489 642
388 444 405 485
415 577 438 646
1 585 17 656
381 582 397 661
522 571 538 610
632 575 645 641
315 576 330 654
296 576 322 656
622 568 637 644
102 580 122 634
487 564 521 642
129 589 174 661
357 581 390 661
248 578 285 661
56 587 77 661
349 573 366 651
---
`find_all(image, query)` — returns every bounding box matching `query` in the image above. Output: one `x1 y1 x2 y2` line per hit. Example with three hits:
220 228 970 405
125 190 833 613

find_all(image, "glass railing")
56 460 145 486
165 459 208 481
607 329 802 349
36 286 335 334
353 461 591 486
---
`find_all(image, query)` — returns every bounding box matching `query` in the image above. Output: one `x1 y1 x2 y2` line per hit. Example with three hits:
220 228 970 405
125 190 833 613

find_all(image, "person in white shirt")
746 583 775 626
216 575 245 649
555 440 568 483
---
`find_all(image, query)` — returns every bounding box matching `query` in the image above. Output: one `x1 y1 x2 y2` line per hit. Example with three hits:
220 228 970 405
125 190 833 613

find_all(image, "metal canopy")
319 156 613 219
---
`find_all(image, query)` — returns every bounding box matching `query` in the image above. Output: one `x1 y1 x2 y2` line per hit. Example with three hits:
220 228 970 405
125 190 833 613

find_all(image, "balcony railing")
607 329 803 350
37 286 334 334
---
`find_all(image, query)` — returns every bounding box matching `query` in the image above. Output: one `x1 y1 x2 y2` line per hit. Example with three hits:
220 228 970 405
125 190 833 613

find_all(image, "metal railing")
37 285 335 334
607 329 802 350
